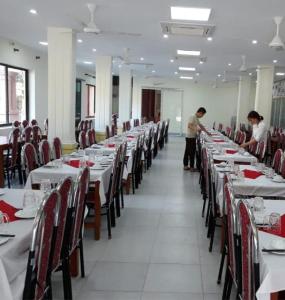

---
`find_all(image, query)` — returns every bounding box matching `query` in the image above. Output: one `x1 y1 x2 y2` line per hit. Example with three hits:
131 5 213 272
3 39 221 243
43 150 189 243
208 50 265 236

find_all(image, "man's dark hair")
197 107 206 114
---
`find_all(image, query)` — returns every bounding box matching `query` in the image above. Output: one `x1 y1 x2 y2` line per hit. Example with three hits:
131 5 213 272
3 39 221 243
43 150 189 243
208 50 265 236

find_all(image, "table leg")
70 249 79 277
0 147 5 188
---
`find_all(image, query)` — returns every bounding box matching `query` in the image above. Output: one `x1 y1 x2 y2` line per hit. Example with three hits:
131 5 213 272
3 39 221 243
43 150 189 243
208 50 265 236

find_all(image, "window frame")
0 63 29 127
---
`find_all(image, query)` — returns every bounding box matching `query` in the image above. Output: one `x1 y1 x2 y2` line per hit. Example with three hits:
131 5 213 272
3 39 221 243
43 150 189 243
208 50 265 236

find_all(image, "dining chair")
21 142 39 183
12 120 21 128
79 131 87 149
111 124 116 137
272 148 283 173
87 129 96 146
53 137 62 159
22 190 61 300
264 130 272 165
88 119 93 130
32 125 42 151
126 120 131 131
158 121 166 149
22 126 33 143
21 119 29 129
106 125 111 139
5 128 22 188
117 142 127 209
153 125 159 159
164 118 170 144
234 130 241 144
39 140 52 165
83 120 89 132
145 127 153 170
44 118 48 134
201 147 209 219
237 200 260 300
256 140 266 162
30 119 38 126
122 122 126 132
78 120 84 131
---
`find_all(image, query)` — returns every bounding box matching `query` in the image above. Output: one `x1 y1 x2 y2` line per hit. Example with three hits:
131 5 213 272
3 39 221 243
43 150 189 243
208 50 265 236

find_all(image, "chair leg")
120 188 124 208
205 201 211 227
106 207 112 239
217 244 227 284
222 267 230 300
202 196 206 217
6 169 10 188
132 174 135 194
62 258 73 300
110 201 116 227
18 166 23 185
115 193 121 217
79 239 85 278
209 219 216 252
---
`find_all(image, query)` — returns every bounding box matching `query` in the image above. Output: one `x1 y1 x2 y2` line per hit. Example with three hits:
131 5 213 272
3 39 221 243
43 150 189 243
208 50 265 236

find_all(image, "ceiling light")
39 41 48 46
152 70 156 73
140 57 144 61
196 73 200 76
179 67 196 71
273 59 278 63
83 61 93 65
92 48 97 52
77 39 83 43
252 40 258 44
29 9 37 14
118 64 122 68
174 71 178 75
163 34 169 39
170 59 174 63
207 37 213 41
276 72 285 76
171 7 211 21
249 73 252 76
177 50 200 56
199 60 204 64
228 63 232 66
180 76 193 80
217 74 221 77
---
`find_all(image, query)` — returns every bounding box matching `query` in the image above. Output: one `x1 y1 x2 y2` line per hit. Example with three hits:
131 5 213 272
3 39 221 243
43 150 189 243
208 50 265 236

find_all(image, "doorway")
141 89 161 122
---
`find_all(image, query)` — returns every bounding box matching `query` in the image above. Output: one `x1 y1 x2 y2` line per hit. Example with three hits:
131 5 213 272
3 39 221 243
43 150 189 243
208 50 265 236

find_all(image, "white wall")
132 77 239 134
0 36 48 135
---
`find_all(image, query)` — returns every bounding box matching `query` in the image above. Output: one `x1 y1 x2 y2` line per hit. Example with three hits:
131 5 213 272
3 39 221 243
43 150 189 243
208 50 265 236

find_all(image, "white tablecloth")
25 161 112 205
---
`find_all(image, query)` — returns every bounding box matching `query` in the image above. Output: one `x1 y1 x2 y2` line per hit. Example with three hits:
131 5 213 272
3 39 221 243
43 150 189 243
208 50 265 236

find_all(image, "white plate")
272 178 285 183
0 192 5 196
15 209 37 219
0 237 10 246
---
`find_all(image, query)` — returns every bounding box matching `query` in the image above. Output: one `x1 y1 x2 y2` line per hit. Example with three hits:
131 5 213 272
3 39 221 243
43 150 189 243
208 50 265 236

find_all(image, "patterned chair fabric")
39 140 51 165
53 137 62 159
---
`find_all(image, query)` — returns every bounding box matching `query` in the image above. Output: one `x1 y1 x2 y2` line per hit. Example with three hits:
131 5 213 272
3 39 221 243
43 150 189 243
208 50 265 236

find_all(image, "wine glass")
269 212 281 234
23 191 36 211
0 211 9 233
40 179 52 194
253 197 264 212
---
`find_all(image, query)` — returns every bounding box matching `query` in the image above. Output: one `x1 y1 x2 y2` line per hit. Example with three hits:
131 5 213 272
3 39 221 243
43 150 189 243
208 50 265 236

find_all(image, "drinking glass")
40 179 52 194
23 191 36 210
269 212 281 234
233 164 240 175
80 157 87 169
237 170 245 181
253 197 264 212
0 211 9 232
88 152 95 163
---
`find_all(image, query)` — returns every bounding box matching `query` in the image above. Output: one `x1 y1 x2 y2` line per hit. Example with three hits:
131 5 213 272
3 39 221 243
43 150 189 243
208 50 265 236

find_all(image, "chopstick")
262 248 285 253
0 234 15 238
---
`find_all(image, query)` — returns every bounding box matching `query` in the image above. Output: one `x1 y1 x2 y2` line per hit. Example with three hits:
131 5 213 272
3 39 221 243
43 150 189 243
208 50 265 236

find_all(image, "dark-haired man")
184 107 209 171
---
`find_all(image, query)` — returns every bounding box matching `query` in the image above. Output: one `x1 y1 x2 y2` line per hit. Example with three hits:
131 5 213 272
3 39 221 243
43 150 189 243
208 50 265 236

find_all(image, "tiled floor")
52 137 232 300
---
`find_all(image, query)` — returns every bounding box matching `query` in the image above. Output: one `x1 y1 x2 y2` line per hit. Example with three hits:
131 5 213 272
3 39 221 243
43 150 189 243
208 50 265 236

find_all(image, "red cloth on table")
242 169 263 179
66 160 95 168
107 144 115 148
213 139 225 143
226 150 238 155
0 200 20 222
259 214 285 238
127 135 135 138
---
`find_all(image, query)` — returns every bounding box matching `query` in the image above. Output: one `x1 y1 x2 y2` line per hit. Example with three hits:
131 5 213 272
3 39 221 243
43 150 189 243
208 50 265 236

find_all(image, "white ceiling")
1 0 285 83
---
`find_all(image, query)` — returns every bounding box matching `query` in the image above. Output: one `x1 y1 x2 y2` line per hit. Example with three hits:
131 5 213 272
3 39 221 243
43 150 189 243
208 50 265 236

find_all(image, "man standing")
184 107 208 171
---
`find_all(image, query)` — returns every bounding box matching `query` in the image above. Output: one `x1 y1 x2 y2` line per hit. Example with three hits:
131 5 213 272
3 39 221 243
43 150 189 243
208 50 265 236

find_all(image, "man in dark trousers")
183 107 209 171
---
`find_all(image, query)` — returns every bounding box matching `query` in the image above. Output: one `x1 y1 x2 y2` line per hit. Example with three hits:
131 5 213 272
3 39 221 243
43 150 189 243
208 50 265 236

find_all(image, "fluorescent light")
77 39 83 43
276 72 285 76
170 59 174 63
199 60 204 64
152 70 156 73
163 34 169 39
171 7 211 21
83 61 93 65
228 63 232 66
39 41 48 46
207 37 213 41
180 76 193 80
30 9 37 14
177 50 200 56
92 48 97 52
217 74 221 77
179 67 196 71
140 57 144 61
273 59 278 63
252 40 258 44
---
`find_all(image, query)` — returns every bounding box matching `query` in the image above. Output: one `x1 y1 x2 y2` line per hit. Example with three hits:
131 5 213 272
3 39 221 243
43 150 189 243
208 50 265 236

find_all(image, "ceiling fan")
78 3 142 37
116 48 154 67
269 16 285 51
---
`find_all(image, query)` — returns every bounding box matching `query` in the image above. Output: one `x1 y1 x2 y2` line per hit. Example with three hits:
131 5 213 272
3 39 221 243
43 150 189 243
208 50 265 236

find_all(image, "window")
87 84 95 117
0 64 28 126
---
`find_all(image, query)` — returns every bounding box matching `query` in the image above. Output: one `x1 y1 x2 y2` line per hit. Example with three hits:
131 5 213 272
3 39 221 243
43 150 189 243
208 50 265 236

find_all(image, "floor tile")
142 292 203 300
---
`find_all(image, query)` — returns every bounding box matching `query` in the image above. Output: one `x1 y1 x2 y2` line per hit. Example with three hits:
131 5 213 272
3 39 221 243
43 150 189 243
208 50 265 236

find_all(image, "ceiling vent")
161 22 215 37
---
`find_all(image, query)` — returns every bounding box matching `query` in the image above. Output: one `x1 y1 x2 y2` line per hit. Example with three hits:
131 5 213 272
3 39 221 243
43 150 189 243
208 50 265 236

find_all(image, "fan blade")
126 62 154 66
101 30 142 37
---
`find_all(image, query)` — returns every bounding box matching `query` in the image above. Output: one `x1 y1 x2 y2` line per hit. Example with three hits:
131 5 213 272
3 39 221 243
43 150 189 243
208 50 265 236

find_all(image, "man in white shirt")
184 107 209 171
241 111 267 148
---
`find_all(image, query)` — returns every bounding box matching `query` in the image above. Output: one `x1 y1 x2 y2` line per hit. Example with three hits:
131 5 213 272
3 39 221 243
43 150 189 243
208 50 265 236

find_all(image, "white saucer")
15 209 37 219
0 237 10 246
272 177 285 183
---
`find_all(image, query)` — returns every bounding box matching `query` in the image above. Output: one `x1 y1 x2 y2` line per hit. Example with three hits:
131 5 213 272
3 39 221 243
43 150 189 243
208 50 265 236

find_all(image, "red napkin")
66 160 95 168
213 139 225 143
107 144 116 148
0 200 20 222
259 214 285 238
226 150 238 155
243 169 263 179
127 135 135 138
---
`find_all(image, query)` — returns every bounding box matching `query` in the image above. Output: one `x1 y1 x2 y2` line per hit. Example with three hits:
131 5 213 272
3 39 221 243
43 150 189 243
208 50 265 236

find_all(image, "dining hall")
1 1 285 299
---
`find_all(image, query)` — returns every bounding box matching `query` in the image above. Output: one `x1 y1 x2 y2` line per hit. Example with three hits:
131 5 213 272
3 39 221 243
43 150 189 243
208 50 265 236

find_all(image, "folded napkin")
0 200 20 222
213 139 225 143
127 135 135 138
259 214 285 238
107 144 116 148
243 169 263 179
66 160 95 168
226 150 238 155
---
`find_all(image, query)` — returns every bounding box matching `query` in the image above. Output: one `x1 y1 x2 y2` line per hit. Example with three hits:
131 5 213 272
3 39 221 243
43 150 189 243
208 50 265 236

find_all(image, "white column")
47 27 76 149
131 76 142 119
236 75 252 129
119 67 132 122
95 56 112 131
254 65 274 124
